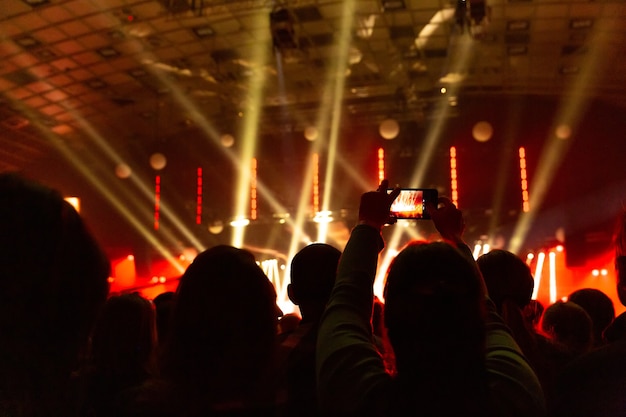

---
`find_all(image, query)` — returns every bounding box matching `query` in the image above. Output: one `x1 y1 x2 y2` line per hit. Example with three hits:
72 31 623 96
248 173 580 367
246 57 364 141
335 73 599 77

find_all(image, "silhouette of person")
0 173 110 416
549 208 626 417
79 292 157 416
275 243 341 417
567 288 615 347
476 249 541 360
316 180 545 416
541 301 593 357
523 300 545 331
152 291 175 347
122 245 280 417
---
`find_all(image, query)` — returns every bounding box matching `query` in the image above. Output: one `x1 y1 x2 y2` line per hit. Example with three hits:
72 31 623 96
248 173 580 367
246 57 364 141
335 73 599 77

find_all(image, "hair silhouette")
0 173 110 416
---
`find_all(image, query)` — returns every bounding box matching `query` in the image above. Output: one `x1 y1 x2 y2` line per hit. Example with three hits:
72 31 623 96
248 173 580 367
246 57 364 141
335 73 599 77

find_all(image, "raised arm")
316 181 398 416
426 197 487 296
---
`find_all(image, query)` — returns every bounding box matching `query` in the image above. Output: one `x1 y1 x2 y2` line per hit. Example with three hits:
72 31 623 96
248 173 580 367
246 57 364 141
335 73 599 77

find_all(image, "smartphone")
388 188 438 220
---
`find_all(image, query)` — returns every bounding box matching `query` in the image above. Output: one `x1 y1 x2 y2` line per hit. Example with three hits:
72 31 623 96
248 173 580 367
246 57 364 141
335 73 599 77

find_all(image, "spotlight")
230 217 250 227
313 211 333 223
270 8 298 50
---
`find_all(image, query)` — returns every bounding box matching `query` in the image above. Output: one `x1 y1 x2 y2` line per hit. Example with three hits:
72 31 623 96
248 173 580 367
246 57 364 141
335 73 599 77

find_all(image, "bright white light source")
230 217 250 227
313 210 333 223
64 197 80 213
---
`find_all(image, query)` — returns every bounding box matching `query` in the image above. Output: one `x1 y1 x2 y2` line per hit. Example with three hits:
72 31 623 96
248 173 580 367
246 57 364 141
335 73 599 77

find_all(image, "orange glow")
111 256 137 289
64 197 80 213
450 146 458 207
196 167 203 224
519 147 530 212
526 246 625 315
250 158 258 220
154 175 161 230
377 147 385 183
139 283 176 301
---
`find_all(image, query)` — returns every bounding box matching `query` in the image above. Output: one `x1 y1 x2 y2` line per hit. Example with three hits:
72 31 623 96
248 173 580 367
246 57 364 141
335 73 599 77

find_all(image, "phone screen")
388 188 438 220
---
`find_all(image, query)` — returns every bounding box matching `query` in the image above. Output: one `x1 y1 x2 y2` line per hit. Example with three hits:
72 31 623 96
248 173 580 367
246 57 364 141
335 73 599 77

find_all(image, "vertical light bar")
154 175 161 230
549 251 557 304
473 244 482 260
377 147 385 184
519 147 530 213
450 146 459 207
196 167 203 225
531 252 545 300
312 153 320 215
250 158 258 221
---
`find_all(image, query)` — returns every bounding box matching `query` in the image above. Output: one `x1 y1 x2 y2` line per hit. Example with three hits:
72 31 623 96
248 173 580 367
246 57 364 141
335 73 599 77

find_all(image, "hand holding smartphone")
387 188 438 220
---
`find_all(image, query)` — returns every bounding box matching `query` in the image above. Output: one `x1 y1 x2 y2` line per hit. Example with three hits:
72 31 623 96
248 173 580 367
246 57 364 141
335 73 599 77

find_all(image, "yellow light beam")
26 116 187 274
319 0 357 245
232 41 269 247
508 18 615 254
378 28 476 293
286 0 357 259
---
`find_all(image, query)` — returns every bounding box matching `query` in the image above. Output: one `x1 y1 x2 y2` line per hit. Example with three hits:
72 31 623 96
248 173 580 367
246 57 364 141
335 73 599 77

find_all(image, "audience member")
316 180 545 416
541 301 593 357
78 292 157 416
476 249 565 402
549 207 626 416
476 251 539 351
523 299 545 331
567 288 615 347
476 249 534 313
276 243 341 417
152 291 175 347
278 312 301 335
0 173 110 416
603 311 626 343
124 245 280 417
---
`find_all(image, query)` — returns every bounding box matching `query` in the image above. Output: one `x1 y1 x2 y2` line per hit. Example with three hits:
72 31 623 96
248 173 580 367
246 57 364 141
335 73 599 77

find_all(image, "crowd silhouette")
1 171 625 416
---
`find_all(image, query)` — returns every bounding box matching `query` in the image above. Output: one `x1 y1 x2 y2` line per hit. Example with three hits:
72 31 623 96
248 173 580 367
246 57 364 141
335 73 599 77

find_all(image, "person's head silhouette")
0 173 110 415
160 245 279 408
477 249 534 313
288 243 341 323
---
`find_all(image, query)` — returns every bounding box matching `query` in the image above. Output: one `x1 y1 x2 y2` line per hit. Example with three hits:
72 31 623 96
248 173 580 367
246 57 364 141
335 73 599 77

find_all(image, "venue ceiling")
1 0 625 254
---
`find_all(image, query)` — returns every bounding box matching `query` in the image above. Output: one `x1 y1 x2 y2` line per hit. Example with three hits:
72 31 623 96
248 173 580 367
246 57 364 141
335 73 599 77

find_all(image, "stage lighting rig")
455 0 469 32
455 0 490 38
270 7 298 50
